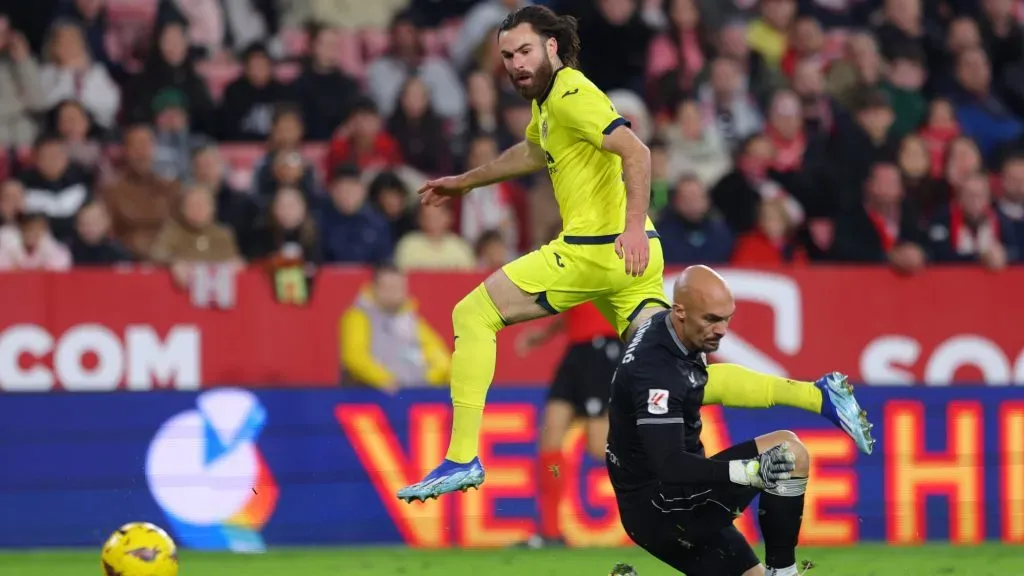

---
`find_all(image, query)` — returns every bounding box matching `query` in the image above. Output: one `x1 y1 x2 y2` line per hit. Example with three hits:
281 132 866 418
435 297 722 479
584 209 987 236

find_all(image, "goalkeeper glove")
728 442 796 490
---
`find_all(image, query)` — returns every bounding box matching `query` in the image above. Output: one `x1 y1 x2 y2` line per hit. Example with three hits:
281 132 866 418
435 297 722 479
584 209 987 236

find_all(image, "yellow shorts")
502 230 670 336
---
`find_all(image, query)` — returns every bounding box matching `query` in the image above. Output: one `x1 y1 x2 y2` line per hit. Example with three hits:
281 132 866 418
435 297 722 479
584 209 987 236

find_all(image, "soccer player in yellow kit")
397 7 874 503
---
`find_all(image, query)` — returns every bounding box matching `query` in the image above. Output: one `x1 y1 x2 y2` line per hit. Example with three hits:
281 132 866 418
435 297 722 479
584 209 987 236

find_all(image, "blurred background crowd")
1 0 1024 278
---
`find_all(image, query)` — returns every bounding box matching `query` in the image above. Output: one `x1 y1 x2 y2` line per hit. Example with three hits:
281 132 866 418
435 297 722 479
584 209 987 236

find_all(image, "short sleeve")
553 86 631 148
525 105 541 144
631 369 686 426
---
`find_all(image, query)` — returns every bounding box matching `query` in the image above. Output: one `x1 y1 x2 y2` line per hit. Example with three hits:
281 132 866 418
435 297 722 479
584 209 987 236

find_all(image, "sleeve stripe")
637 417 685 425
602 116 631 135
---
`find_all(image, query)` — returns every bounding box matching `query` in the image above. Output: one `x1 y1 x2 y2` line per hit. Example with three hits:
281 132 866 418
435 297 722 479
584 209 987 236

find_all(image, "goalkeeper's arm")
702 363 823 414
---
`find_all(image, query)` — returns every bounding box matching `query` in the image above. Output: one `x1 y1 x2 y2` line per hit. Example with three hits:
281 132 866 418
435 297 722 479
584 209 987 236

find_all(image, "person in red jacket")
514 301 621 549
324 97 404 175
732 198 807 265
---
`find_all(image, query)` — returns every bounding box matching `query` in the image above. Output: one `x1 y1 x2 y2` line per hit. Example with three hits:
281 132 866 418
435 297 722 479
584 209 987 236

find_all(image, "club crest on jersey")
647 389 670 415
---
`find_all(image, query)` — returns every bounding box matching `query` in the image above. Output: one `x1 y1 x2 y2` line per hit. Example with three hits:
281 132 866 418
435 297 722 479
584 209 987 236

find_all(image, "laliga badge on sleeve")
647 389 669 415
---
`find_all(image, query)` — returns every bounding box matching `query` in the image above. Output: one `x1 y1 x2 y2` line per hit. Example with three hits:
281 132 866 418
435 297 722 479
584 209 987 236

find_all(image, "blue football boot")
396 458 486 503
815 372 876 455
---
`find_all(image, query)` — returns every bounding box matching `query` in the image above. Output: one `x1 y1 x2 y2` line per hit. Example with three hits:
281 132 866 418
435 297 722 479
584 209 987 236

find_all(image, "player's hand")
614 225 650 277
732 442 796 490
417 175 470 206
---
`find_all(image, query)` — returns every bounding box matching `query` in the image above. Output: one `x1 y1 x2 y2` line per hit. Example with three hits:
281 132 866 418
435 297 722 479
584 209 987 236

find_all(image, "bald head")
671 265 736 352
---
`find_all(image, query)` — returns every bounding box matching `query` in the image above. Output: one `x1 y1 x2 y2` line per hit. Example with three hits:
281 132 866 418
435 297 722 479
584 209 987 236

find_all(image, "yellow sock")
705 364 823 413
446 284 506 463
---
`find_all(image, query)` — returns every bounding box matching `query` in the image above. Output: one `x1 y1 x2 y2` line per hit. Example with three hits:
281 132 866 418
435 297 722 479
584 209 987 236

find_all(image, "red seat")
196 61 241 102
105 0 158 26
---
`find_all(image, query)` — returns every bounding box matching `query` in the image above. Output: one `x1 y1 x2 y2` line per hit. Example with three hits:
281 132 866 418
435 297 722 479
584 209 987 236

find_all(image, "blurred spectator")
897 134 945 222
577 0 653 94
791 58 836 137
496 90 533 151
101 124 181 259
918 97 961 179
872 0 943 66
646 0 712 100
19 132 92 241
931 16 984 96
950 47 1023 161
927 171 1015 269
712 19 781 110
339 263 451 391
998 151 1024 256
780 15 824 80
254 148 319 201
246 186 320 264
475 228 510 270
366 10 466 123
387 76 453 175
0 211 72 270
320 165 392 264
67 201 133 265
222 0 281 57
218 42 291 142
712 133 802 235
826 89 898 207
697 56 763 152
731 197 806 265
39 20 119 130
394 203 474 270
156 0 224 58
369 171 416 242
257 102 305 171
282 0 406 30
944 136 985 197
150 184 241 282
0 178 25 252
128 21 216 136
51 99 102 171
764 89 806 174
325 97 403 174
827 31 882 111
453 0 529 72
746 0 796 69
831 162 926 275
649 137 671 211
293 25 360 142
151 88 206 181
663 99 731 188
881 44 928 140
695 0 756 31
57 0 123 80
191 143 258 243
978 0 1024 84
0 19 44 146
452 134 527 253
609 89 653 144
463 69 501 147
657 174 733 264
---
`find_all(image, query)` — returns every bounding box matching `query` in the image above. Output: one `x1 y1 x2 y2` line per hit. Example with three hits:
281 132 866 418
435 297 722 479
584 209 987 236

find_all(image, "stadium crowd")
1 0 1023 276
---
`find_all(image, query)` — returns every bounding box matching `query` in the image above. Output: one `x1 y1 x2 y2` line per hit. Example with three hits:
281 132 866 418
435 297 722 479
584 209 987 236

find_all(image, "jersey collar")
536 66 566 106
664 313 690 356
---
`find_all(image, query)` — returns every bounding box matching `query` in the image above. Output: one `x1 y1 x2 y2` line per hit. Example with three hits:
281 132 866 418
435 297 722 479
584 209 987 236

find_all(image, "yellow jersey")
525 67 653 238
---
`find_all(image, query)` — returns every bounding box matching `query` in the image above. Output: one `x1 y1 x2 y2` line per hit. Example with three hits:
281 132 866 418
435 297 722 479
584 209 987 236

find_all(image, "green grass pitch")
0 544 1021 575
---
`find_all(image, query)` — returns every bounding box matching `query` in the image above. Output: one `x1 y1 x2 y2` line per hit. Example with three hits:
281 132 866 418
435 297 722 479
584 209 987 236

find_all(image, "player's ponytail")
499 6 582 69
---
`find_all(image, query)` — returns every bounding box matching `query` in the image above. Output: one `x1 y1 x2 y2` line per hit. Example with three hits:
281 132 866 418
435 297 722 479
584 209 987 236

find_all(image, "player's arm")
457 139 547 189
555 89 651 232
702 364 823 414
602 123 651 233
633 369 792 489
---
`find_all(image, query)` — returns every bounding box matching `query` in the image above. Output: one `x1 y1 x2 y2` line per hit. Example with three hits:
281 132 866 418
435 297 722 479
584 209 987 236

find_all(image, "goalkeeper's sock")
759 477 808 571
537 450 563 539
446 284 506 464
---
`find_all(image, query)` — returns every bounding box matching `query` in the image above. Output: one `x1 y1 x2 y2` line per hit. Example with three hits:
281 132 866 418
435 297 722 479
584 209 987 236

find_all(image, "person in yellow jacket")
339 263 451 391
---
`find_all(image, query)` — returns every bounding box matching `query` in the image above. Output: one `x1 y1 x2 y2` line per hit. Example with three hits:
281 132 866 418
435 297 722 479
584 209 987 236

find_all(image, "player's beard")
511 54 555 100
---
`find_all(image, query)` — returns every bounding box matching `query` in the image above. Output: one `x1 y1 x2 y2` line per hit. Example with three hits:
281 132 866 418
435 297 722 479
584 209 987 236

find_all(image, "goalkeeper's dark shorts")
615 440 761 576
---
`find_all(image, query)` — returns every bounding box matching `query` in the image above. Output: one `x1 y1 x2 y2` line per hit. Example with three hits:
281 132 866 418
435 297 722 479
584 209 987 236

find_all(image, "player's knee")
741 564 766 576
775 430 810 477
452 284 504 335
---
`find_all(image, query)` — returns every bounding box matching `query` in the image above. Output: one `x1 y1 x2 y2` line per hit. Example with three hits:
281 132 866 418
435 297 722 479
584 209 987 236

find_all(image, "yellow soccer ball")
100 522 179 576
